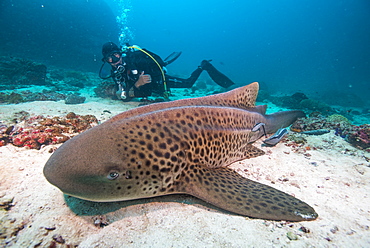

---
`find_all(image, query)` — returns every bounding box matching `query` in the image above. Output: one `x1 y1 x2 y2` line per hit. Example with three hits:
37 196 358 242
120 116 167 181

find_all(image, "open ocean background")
1 3 370 247
1 0 369 106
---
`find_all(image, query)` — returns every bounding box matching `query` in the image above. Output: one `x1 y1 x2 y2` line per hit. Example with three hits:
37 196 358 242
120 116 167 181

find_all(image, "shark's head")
43 125 162 202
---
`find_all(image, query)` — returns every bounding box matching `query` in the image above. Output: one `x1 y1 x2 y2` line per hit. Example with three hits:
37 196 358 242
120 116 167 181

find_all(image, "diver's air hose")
128 45 169 98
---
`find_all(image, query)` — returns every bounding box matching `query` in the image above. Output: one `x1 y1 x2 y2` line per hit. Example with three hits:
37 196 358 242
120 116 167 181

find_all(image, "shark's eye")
107 172 119 180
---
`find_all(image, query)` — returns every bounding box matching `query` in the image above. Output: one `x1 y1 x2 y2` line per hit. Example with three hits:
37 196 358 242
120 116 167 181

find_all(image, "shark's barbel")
43 82 317 221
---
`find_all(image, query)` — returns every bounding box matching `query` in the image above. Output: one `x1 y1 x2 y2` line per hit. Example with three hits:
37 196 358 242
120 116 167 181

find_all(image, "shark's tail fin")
265 110 305 134
180 164 317 221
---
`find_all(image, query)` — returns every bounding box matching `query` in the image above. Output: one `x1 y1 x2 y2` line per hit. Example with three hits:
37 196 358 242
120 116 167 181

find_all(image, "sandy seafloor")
0 88 370 247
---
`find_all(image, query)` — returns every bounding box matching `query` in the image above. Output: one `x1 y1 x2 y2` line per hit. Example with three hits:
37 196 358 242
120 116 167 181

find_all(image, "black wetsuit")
111 48 233 100
111 49 165 100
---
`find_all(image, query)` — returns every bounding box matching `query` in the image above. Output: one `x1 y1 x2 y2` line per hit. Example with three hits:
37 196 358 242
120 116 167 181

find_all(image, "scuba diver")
99 42 234 101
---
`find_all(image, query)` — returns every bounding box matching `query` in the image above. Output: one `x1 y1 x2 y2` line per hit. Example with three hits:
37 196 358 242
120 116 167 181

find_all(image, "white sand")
1 99 370 247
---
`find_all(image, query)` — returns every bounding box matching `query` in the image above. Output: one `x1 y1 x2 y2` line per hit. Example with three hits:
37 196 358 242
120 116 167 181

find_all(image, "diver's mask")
105 52 122 64
99 52 124 79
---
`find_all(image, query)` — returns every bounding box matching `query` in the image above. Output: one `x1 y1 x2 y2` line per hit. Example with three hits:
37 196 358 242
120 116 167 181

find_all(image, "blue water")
0 0 369 105
128 0 370 103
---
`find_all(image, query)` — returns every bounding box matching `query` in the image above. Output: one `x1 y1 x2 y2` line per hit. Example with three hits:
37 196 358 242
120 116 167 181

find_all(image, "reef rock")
94 81 117 99
291 114 351 134
290 115 370 152
65 94 86 104
0 112 98 149
346 125 370 152
0 57 47 87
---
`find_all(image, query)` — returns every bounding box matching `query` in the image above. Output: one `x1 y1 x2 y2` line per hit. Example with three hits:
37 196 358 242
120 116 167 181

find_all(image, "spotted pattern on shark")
44 82 317 221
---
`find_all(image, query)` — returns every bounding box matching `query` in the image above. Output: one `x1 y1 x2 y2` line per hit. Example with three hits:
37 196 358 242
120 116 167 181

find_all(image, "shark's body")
44 82 317 221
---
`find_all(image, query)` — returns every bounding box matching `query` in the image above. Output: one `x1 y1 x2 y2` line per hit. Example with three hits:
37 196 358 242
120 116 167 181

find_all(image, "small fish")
43 82 317 221
252 122 267 137
301 129 330 135
263 128 288 146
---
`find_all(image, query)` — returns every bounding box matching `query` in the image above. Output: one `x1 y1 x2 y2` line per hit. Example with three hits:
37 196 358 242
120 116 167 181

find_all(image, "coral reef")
0 112 98 149
48 69 96 91
277 92 309 108
22 90 67 102
290 114 352 133
267 91 369 123
0 57 101 105
290 114 370 152
269 92 332 113
346 125 370 152
94 81 117 99
299 99 332 113
0 92 24 104
0 90 67 104
319 89 365 108
326 114 351 124
0 57 47 87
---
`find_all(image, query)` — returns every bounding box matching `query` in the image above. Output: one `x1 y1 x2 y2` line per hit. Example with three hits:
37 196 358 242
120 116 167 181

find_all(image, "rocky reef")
291 114 352 133
94 81 117 99
0 56 100 104
0 90 88 104
0 90 67 104
346 125 370 151
0 112 98 149
291 114 370 152
263 92 333 113
65 94 86 104
0 57 47 88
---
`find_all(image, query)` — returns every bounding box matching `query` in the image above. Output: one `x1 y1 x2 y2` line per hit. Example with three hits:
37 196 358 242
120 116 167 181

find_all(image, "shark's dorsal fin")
106 82 260 123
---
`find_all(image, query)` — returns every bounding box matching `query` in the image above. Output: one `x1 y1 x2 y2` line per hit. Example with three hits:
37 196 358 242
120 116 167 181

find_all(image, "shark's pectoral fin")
179 164 317 221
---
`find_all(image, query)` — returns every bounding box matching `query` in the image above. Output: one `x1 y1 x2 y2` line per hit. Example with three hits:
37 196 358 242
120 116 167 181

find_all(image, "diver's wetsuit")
111 49 165 100
166 68 203 88
112 48 234 100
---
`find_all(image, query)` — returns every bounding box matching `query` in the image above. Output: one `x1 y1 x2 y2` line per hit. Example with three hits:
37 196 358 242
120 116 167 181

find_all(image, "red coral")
346 124 370 151
6 112 98 150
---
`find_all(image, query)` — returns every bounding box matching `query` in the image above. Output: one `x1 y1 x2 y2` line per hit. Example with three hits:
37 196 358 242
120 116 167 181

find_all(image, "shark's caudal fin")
180 164 318 221
265 110 306 134
106 82 261 123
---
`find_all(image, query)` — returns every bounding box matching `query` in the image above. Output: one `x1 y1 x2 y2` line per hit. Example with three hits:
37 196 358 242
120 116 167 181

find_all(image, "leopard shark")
43 82 317 221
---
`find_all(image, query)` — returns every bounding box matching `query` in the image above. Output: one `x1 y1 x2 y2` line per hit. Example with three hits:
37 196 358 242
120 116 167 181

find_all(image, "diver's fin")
178 164 318 221
164 51 182 65
200 60 235 88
